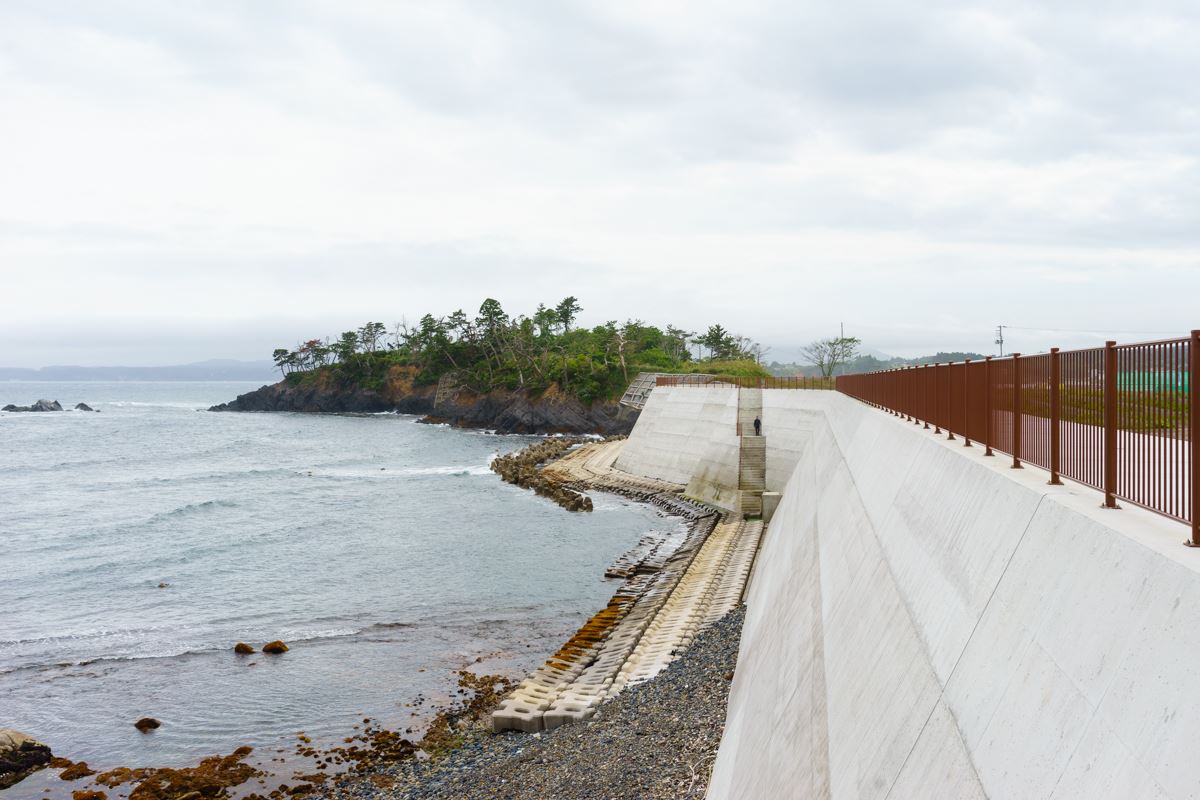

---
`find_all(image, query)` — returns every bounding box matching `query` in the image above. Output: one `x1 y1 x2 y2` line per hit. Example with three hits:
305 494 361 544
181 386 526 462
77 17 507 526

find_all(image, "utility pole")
840 321 844 339
995 325 1006 357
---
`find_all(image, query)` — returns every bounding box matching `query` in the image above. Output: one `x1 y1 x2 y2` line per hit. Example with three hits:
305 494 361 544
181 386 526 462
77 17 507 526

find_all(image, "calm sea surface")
0 382 667 790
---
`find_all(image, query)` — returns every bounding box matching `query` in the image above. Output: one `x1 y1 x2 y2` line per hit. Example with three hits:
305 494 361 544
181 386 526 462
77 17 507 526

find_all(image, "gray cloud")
1 1 1198 367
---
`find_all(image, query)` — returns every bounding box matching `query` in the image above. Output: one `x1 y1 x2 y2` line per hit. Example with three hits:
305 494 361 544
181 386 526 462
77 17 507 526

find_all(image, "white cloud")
1 0 1197 366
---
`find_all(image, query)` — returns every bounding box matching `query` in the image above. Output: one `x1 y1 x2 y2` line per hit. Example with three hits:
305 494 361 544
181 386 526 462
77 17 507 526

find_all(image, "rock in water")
57 760 96 780
2 400 63 412
234 643 255 654
74 403 95 412
134 718 161 733
261 640 289 654
0 730 53 789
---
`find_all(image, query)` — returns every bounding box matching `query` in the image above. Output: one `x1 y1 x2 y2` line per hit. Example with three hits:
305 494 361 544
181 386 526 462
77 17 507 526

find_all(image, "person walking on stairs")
753 416 762 436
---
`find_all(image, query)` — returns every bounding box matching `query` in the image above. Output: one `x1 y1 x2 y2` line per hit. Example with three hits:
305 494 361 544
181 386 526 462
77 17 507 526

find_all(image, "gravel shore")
320 606 745 800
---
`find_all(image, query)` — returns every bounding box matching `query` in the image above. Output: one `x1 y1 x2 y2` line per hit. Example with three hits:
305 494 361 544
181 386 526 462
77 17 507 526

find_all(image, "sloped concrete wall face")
616 386 739 488
675 392 1200 800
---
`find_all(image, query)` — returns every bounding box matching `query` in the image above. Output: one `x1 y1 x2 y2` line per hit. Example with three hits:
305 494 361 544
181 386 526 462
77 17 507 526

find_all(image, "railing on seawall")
835 331 1200 546
655 375 836 390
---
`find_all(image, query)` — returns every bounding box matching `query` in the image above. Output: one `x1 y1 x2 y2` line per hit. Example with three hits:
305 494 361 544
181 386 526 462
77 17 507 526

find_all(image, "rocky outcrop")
0 730 53 789
209 366 640 435
490 437 595 512
133 718 160 733
74 403 96 412
261 640 289 654
2 399 63 412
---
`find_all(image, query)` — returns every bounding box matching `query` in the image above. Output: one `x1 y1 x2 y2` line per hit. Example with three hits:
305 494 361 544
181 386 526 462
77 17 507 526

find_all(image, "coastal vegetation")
270 297 769 404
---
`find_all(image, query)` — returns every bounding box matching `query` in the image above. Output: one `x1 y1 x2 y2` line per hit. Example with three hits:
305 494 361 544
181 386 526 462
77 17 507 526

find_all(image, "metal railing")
836 332 1200 546
656 375 836 390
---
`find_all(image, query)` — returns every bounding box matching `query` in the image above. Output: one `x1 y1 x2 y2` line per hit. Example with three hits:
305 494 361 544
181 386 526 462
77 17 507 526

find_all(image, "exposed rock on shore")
2 399 63 412
489 437 595 511
0 729 53 789
208 366 637 435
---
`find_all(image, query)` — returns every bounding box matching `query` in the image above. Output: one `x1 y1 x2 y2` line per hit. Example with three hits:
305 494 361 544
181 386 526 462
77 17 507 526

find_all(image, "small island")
211 296 770 434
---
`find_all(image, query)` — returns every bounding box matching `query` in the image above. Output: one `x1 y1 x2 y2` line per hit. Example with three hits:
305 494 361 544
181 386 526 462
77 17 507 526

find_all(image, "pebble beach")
320 606 745 800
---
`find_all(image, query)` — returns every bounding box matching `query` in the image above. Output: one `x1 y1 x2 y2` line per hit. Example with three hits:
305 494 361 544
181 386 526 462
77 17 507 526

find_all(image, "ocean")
0 382 669 794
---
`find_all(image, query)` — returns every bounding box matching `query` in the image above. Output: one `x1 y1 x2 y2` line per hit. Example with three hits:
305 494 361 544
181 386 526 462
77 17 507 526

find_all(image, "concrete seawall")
618 387 1200 799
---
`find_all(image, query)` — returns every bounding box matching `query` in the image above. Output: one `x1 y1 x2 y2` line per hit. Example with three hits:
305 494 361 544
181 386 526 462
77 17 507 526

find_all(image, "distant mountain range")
0 359 278 382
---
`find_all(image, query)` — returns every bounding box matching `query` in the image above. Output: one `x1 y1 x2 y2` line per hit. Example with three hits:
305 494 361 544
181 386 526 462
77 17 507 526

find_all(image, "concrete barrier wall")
760 392 825 493
616 386 739 488
618 389 1200 800
617 387 824 502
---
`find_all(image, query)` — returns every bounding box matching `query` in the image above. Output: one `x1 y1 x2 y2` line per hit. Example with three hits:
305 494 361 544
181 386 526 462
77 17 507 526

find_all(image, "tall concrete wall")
619 389 1200 800
616 386 740 490
617 387 826 504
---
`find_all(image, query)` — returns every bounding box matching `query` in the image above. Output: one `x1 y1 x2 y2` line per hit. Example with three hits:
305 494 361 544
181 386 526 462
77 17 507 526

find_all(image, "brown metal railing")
656 375 836 390
836 331 1200 546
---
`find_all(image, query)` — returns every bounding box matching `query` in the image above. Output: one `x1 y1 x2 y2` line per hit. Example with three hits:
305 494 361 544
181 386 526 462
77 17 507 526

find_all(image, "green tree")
334 331 359 363
555 296 582 332
476 298 509 336
664 326 694 361
357 322 386 353
533 303 559 338
272 348 292 377
695 324 731 359
801 336 862 378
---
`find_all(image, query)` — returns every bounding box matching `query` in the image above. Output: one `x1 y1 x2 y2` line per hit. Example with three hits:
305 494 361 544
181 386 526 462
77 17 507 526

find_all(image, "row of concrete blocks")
491 513 720 733
620 517 765 686
605 531 670 578
490 577 653 734
491 566 666 733
540 572 683 729
541 515 723 727
618 519 751 687
700 519 764 627
649 493 719 520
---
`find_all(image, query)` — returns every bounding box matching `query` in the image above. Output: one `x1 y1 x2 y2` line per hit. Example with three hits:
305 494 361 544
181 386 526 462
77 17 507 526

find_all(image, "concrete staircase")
736 388 766 517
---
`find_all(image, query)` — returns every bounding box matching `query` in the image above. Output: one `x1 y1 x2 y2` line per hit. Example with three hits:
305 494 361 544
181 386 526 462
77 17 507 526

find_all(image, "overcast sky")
2 1 1198 367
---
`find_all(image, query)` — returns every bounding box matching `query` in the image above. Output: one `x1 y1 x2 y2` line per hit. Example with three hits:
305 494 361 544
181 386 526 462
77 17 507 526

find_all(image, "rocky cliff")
209 366 638 435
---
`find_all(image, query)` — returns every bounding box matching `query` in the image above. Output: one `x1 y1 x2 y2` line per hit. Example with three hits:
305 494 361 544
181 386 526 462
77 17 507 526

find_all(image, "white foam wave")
397 464 493 476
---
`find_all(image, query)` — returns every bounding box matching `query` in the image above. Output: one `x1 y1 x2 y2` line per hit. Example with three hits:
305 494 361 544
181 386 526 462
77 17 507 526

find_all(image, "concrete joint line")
872 425 1050 799
883 494 1049 800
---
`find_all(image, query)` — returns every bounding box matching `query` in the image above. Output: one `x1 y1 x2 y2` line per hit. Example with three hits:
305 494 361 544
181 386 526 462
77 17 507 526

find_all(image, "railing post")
933 364 942 434
912 367 920 425
984 356 994 456
945 364 956 440
922 364 930 429
1049 347 1062 485
1011 353 1023 469
1190 330 1200 546
911 367 919 425
963 358 973 447
1103 340 1119 508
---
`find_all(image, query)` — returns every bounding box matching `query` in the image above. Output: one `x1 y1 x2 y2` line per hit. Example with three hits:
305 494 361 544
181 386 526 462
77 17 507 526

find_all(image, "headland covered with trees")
267 297 771 405
212 298 783 433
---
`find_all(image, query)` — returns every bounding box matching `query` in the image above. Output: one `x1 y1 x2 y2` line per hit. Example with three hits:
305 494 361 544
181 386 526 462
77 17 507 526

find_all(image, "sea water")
0 382 666 789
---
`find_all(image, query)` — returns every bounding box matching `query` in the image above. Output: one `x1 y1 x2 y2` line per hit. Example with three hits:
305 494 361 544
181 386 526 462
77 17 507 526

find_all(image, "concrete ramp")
655 392 1200 800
